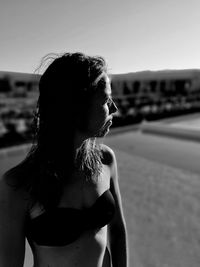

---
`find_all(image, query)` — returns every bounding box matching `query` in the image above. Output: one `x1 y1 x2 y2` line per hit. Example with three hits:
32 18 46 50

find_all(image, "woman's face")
84 73 118 138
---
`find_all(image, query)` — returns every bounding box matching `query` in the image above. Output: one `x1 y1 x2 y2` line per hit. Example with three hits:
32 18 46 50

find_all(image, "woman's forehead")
96 73 111 94
97 73 110 88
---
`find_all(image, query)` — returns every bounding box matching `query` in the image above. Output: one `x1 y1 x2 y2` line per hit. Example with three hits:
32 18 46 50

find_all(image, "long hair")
4 52 107 210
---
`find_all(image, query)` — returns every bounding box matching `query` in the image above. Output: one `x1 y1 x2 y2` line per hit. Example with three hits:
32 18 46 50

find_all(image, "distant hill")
0 71 40 82
111 69 200 81
1 69 200 83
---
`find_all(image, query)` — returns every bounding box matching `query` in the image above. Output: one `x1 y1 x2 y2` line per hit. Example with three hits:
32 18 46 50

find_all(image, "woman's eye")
106 98 112 106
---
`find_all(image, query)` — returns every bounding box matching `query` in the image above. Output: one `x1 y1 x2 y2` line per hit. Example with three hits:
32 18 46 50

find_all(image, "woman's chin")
95 125 110 137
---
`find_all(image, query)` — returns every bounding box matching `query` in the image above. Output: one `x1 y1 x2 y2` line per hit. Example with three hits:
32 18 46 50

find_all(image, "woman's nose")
110 100 118 114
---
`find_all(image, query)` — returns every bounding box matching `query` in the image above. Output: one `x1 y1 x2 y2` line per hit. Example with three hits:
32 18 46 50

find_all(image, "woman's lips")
106 119 112 127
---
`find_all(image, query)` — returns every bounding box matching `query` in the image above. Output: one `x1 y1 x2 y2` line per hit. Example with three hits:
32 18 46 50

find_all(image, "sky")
1 0 200 74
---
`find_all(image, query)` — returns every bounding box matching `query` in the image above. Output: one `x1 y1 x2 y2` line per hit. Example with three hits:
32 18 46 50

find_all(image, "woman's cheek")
105 105 110 118
102 103 109 114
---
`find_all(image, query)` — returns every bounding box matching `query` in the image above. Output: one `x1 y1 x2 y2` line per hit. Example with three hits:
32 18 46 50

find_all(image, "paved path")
104 129 200 174
104 131 200 267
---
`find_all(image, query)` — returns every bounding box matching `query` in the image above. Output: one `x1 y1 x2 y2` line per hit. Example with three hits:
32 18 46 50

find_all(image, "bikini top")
25 189 115 247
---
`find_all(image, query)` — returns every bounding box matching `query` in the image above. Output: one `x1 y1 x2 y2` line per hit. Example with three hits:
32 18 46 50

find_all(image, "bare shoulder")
100 144 117 177
100 143 115 165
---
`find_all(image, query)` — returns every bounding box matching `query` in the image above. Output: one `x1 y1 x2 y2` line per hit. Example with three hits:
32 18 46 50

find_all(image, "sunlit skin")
89 74 118 138
74 73 118 155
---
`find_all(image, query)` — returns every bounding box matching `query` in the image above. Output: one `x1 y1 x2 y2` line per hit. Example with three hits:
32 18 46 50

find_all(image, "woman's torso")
26 163 114 267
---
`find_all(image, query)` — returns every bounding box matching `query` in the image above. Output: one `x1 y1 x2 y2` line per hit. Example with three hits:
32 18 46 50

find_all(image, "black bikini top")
25 189 115 247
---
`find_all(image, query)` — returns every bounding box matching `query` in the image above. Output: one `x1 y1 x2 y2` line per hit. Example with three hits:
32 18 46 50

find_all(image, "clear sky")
1 0 200 74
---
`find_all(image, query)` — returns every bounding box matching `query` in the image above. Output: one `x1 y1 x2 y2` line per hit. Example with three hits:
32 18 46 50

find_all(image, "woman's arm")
0 175 28 267
102 144 129 267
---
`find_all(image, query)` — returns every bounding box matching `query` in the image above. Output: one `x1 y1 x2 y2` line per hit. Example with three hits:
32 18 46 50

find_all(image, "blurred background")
2 0 200 266
1 69 200 148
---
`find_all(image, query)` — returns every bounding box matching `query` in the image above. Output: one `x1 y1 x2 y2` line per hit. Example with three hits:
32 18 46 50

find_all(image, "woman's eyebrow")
97 78 107 88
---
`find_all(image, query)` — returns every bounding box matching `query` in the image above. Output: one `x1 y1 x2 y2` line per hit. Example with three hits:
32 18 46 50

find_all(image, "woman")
0 52 128 267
